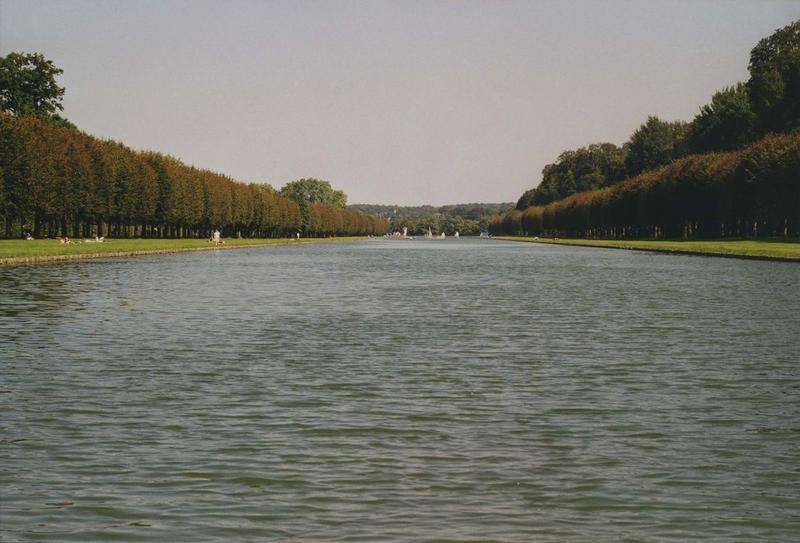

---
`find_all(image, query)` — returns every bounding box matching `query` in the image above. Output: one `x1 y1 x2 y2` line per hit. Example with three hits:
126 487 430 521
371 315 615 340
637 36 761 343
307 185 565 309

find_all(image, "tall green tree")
689 83 757 153
624 116 690 176
281 178 348 232
747 20 800 135
0 52 71 126
281 178 347 208
516 143 627 209
0 114 30 236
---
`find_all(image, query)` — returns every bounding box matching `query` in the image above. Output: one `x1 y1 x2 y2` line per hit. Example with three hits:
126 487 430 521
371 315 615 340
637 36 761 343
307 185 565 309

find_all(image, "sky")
1 1 798 206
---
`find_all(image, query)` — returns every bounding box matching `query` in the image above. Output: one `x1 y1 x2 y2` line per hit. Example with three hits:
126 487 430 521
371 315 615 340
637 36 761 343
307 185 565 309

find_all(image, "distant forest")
492 21 799 239
349 203 514 235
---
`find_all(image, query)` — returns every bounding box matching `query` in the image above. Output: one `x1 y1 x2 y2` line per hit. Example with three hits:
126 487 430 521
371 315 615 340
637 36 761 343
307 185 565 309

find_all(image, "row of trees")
0 113 387 238
516 21 799 210
490 132 800 239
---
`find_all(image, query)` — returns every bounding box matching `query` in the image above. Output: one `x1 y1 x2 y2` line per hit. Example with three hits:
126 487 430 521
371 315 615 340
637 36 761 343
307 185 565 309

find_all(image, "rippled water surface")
2 239 800 541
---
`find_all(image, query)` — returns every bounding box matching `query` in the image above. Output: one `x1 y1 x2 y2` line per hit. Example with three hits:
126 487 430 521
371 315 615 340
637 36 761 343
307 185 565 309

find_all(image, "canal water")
1 239 799 541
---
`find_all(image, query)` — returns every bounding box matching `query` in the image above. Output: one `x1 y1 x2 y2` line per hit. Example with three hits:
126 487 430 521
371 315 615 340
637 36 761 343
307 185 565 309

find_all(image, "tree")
515 187 538 210
280 178 347 208
0 52 69 124
516 143 627 209
624 116 690 176
747 20 800 134
688 83 757 153
280 178 348 232
0 114 30 236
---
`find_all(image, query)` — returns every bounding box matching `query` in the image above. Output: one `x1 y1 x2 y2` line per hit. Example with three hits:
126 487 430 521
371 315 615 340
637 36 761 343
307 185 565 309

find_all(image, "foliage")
747 20 800 134
0 52 69 124
516 143 627 209
624 116 690 176
513 22 799 210
384 213 481 236
348 202 514 235
688 83 757 153
0 113 387 239
348 202 513 221
281 178 347 208
491 132 800 239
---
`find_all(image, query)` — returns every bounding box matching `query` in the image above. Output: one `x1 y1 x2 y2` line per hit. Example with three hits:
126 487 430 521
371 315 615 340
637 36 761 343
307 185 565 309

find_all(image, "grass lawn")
0 236 367 264
494 236 800 261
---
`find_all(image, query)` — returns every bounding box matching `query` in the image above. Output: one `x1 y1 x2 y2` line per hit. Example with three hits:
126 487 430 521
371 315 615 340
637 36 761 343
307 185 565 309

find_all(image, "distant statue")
454 231 459 238
403 226 408 237
213 230 221 245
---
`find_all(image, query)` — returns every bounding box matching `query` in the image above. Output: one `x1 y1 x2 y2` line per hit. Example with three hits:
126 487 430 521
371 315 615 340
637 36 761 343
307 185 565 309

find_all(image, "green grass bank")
494 236 800 262
0 237 368 266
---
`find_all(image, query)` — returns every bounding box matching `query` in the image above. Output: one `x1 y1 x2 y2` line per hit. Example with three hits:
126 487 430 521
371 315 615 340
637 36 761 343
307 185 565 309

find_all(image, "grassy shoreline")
0 237 368 266
494 236 800 262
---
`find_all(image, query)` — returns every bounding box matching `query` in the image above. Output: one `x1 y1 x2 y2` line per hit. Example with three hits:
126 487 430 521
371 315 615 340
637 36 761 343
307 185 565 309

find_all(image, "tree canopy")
747 20 800 134
492 132 800 240
280 178 347 208
0 52 69 125
0 113 387 239
505 20 800 240
516 143 627 209
0 54 387 239
513 21 799 213
688 83 756 153
624 116 690 177
348 203 514 236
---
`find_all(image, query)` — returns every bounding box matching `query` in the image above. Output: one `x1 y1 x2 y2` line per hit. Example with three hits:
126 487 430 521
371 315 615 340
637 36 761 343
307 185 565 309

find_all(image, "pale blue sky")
1 0 798 205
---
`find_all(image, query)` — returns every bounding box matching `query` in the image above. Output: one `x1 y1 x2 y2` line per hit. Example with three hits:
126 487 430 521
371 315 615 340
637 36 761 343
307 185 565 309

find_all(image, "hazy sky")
1 1 798 205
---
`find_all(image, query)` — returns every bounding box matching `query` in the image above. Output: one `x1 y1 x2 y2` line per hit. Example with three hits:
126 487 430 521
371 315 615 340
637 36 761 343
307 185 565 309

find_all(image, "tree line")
384 213 481 236
491 132 799 239
514 21 799 214
0 113 387 239
349 202 514 235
